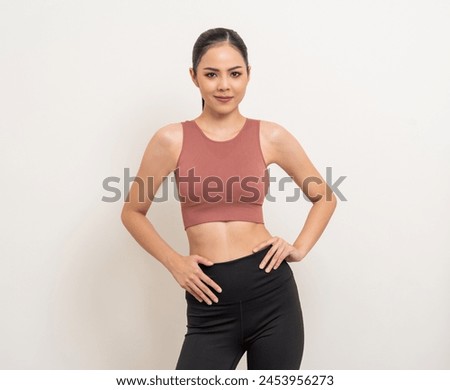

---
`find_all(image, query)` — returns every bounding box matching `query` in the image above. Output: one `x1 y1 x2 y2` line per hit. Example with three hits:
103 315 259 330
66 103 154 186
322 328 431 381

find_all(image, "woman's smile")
214 96 233 103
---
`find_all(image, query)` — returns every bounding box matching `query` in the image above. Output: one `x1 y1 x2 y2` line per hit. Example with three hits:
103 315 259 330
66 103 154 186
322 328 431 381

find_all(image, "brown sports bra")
174 118 269 230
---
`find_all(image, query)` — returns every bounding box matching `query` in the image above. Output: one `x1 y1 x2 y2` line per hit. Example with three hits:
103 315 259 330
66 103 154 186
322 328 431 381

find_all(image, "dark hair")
192 28 249 110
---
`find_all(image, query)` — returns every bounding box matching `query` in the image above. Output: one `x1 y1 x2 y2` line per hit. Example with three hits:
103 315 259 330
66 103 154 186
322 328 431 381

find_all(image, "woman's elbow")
121 203 148 226
121 203 137 226
120 206 130 226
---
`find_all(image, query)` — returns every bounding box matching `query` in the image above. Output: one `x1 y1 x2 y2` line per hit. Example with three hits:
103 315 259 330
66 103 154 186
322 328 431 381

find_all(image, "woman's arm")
254 121 337 270
121 123 183 270
121 123 222 304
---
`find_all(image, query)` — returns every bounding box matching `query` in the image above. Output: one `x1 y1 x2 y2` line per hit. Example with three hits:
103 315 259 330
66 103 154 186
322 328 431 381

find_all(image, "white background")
1 0 449 369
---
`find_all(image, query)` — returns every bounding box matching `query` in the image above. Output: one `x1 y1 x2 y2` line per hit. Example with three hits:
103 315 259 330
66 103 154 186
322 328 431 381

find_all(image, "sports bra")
174 118 269 230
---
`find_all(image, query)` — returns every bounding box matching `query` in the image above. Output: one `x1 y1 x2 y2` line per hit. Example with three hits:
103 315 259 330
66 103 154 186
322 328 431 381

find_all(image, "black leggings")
175 245 304 370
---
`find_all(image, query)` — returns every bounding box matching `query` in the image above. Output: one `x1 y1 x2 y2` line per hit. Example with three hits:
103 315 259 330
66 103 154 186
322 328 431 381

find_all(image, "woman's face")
190 43 250 115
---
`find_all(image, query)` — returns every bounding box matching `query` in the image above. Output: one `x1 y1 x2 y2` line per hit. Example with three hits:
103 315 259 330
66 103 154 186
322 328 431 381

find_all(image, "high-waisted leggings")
175 245 304 370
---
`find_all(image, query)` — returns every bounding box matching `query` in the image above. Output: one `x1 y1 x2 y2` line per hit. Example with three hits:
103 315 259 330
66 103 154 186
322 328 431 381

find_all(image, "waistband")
185 244 294 304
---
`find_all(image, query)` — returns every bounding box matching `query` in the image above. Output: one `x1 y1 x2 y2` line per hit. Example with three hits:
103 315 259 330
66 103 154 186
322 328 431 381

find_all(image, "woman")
121 27 337 370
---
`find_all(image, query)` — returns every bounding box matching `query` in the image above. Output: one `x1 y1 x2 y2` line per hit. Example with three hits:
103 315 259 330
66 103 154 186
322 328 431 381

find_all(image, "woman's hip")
185 244 296 305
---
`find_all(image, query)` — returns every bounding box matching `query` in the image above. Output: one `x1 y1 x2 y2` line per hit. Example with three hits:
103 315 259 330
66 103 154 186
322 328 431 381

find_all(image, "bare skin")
121 43 337 306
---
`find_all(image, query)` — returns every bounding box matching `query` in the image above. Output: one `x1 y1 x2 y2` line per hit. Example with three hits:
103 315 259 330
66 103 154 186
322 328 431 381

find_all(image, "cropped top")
174 118 269 230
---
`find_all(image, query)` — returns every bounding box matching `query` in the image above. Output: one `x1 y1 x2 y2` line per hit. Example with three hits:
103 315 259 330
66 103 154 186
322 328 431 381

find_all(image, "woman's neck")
195 108 246 132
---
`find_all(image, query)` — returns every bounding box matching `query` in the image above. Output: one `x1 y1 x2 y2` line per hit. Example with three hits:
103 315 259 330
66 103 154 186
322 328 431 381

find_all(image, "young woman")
121 27 337 370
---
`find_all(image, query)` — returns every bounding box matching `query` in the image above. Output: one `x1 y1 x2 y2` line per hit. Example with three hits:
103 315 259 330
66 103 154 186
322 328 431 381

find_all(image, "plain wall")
1 0 449 369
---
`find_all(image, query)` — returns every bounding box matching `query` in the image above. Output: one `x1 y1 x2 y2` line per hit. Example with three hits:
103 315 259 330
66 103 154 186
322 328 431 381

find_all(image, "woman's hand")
168 254 222 305
252 236 304 272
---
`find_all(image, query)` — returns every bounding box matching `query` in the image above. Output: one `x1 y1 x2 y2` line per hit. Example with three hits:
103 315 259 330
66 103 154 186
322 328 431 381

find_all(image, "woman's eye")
231 72 241 78
205 73 216 78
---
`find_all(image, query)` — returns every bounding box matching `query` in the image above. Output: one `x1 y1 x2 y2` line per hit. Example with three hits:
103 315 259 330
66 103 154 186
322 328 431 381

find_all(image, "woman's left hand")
252 236 304 272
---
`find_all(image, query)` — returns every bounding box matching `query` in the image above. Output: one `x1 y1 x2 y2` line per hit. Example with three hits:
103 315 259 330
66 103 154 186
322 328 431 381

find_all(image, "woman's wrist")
292 243 307 262
164 252 183 273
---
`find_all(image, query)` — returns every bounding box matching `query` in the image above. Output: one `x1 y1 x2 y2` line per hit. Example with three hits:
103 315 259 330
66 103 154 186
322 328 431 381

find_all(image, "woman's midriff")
186 221 273 264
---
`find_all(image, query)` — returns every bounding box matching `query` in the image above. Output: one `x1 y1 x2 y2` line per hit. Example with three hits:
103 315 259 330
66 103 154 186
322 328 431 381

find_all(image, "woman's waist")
186 221 272 263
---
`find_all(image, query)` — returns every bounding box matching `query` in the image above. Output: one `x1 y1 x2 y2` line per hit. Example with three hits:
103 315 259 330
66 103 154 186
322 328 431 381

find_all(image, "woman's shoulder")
143 122 184 170
256 118 293 145
150 121 183 149
253 119 298 166
154 121 183 138
255 119 310 172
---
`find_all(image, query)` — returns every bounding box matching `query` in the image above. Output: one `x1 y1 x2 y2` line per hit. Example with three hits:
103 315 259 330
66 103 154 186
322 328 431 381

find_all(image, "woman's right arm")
120 123 221 304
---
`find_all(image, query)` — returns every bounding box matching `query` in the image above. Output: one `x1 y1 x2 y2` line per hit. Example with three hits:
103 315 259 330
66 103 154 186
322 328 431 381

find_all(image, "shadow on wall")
49 174 189 369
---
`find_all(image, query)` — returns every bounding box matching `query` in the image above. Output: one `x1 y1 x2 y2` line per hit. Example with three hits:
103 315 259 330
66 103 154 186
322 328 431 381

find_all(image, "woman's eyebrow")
203 66 243 71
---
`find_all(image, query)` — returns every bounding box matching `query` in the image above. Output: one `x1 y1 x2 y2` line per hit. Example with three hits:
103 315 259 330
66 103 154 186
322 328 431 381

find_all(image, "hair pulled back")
192 28 249 110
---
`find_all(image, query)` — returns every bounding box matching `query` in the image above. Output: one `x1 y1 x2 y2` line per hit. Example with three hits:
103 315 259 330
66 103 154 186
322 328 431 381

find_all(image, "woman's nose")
217 76 230 91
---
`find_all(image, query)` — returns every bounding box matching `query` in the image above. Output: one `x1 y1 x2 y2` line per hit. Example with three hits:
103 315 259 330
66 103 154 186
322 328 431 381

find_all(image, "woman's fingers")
258 237 294 272
185 287 202 303
252 238 275 253
198 274 222 304
200 273 223 294
172 254 220 304
258 242 278 271
266 247 290 272
196 255 214 266
196 256 222 293
188 278 219 305
183 264 222 304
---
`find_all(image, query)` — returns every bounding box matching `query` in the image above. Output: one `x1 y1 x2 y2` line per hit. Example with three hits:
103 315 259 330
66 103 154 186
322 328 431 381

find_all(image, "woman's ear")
189 68 199 87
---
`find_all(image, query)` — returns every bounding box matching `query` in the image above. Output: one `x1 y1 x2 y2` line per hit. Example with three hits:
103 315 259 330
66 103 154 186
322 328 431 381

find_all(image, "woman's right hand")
169 254 222 305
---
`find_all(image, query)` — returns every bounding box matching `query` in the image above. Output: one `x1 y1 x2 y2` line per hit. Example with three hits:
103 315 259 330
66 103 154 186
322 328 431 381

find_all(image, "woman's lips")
214 96 233 103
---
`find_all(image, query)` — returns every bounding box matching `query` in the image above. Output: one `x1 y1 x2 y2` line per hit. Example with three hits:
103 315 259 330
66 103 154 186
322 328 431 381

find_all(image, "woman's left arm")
253 121 338 272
